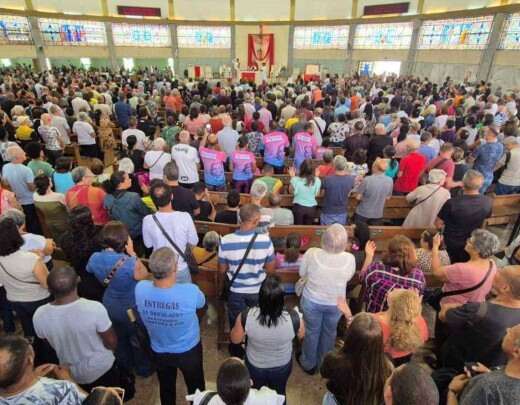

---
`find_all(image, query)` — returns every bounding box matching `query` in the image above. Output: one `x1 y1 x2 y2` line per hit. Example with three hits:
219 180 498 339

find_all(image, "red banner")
247 33 274 71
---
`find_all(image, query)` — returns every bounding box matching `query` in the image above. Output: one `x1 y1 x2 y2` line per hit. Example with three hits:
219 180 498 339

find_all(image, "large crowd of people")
0 65 520 404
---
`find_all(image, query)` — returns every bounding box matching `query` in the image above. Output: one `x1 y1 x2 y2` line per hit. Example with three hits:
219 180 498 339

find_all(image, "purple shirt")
293 131 317 168
263 131 289 167
231 150 256 181
362 262 425 313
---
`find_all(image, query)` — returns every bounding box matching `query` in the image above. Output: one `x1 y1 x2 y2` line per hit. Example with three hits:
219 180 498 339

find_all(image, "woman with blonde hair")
374 289 428 366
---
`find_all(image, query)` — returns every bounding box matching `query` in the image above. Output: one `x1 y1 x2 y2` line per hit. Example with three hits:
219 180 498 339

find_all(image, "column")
104 23 118 70
169 24 180 76
345 24 356 76
403 19 422 76
477 13 507 83
230 0 236 65
27 17 47 72
287 25 295 75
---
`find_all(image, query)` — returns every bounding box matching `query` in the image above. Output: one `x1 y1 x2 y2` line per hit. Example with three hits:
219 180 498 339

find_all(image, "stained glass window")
39 18 106 46
177 26 231 48
112 23 170 47
500 13 520 49
419 17 493 50
0 15 32 44
293 26 349 49
354 22 413 49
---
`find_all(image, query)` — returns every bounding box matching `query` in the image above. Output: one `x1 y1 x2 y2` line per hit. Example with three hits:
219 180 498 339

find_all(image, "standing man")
436 170 492 263
1 146 40 234
393 140 426 195
292 123 317 171
171 130 200 188
218 204 276 355
135 247 206 405
122 117 149 152
114 94 132 130
468 126 504 194
321 156 356 225
495 136 520 195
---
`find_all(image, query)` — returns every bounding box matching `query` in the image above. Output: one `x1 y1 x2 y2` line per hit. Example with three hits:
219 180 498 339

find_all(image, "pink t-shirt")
231 150 256 181
184 116 206 135
441 261 496 305
293 131 317 168
263 131 289 167
199 146 227 186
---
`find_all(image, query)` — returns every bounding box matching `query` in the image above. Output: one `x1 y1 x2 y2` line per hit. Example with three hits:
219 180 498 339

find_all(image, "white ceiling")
2 0 518 20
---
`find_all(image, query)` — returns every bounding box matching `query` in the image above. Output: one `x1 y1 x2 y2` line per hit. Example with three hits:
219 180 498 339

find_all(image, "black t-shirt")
195 200 212 222
438 194 492 248
215 209 239 224
368 135 393 163
443 302 520 369
171 186 199 216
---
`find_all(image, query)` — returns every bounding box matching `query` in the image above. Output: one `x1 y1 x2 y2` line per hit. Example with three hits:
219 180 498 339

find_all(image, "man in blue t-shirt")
135 247 206 405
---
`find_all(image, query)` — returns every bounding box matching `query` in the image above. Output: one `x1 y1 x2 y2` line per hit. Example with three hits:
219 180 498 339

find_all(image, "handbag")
152 215 199 274
426 261 493 312
220 233 258 301
295 276 308 297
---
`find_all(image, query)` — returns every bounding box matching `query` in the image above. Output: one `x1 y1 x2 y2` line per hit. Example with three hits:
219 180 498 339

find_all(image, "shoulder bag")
0 261 40 285
426 261 494 312
103 255 130 287
152 214 199 274
199 392 218 405
220 233 258 301
412 185 442 207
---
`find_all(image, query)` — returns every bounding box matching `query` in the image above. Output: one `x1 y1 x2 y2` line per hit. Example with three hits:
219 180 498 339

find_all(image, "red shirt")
394 152 426 193
427 156 455 180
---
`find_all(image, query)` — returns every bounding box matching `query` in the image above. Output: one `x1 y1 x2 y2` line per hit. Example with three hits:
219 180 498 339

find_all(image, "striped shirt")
218 230 275 294
362 262 425 313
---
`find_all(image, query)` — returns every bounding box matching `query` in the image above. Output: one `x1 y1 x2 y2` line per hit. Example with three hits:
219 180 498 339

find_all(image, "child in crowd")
193 182 216 222
15 116 34 148
383 145 399 179
351 149 369 178
252 164 283 194
52 156 75 194
274 233 303 294
90 158 110 186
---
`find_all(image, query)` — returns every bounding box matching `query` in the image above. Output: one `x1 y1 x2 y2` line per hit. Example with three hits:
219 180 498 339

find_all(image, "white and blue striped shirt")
218 230 275 294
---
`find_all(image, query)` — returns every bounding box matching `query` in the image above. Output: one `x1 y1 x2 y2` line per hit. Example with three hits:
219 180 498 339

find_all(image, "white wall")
1 0 25 10
235 24 289 68
235 0 290 21
32 0 102 15
295 0 351 20
175 0 230 20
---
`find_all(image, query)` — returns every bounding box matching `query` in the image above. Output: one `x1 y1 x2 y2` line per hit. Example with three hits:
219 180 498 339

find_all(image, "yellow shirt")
15 125 34 141
285 117 299 129
141 196 156 212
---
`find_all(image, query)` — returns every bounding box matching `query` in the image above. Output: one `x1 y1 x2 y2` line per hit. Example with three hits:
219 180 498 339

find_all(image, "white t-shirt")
171 144 200 184
144 151 172 180
299 248 356 306
22 233 51 263
187 388 285 405
33 298 115 385
71 97 91 116
51 115 71 145
122 128 149 151
72 121 96 146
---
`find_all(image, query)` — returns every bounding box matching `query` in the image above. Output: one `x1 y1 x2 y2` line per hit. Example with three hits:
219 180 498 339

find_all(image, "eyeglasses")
90 386 125 404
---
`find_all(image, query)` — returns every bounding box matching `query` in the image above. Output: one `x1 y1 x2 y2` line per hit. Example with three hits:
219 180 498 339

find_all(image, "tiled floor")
127 311 326 405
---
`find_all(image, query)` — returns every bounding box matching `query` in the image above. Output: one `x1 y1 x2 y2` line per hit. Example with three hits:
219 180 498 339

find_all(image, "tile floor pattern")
126 317 326 404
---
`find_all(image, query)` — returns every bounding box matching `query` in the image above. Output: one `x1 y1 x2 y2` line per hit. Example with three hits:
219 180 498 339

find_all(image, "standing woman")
289 159 321 225
0 218 50 361
297 224 356 374
230 274 304 397
86 221 151 376
73 112 99 158
321 313 393 405
103 171 151 254
231 136 257 194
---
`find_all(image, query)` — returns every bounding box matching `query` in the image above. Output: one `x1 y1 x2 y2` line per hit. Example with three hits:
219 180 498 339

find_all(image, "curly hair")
387 289 423 353
383 235 418 276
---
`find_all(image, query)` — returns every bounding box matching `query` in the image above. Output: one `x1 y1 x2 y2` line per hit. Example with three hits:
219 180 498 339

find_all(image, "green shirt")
161 125 181 147
253 176 283 194
290 176 321 207
28 159 54 177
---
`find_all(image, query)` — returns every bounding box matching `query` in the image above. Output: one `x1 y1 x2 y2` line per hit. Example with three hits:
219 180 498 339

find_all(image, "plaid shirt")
362 262 425 313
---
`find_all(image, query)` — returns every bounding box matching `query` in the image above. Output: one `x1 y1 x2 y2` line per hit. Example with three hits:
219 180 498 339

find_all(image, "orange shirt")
65 184 109 225
375 313 429 359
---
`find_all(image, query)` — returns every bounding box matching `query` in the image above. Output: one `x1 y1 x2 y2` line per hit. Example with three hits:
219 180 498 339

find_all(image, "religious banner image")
247 33 274 70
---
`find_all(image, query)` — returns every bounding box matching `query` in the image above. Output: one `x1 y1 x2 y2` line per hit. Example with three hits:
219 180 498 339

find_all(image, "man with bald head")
1 145 41 234
367 122 392 166
33 267 119 391
171 129 200 188
447 322 520 405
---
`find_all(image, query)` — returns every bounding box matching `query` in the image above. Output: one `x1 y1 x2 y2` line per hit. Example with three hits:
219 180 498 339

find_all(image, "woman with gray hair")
403 168 451 228
192 231 220 271
297 224 355 374
73 111 98 158
431 228 499 313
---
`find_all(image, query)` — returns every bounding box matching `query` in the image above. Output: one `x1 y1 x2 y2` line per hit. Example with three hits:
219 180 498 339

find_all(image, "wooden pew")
487 194 520 226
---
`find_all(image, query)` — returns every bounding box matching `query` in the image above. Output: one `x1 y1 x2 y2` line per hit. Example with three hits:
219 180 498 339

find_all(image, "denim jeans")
495 182 520 195
480 176 493 194
320 212 348 225
299 296 341 371
246 357 292 397
207 184 226 192
176 267 192 284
